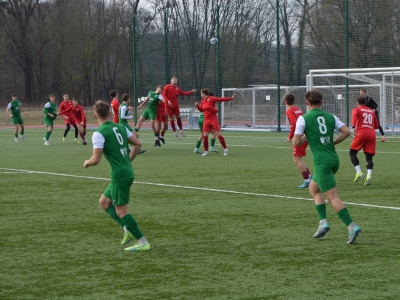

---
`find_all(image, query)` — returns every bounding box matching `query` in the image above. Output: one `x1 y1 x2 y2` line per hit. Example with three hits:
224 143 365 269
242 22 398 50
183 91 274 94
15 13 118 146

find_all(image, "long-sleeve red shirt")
59 100 74 118
163 84 193 108
196 96 233 121
286 106 304 140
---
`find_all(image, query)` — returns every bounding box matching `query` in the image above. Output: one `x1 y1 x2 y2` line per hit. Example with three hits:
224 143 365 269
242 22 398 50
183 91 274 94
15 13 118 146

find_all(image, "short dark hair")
201 89 209 95
284 94 295 105
49 93 56 97
12 94 17 97
209 92 214 96
72 98 78 102
122 94 130 102
305 89 322 105
357 97 367 105
109 90 117 98
360 89 367 93
93 100 110 119
156 85 164 90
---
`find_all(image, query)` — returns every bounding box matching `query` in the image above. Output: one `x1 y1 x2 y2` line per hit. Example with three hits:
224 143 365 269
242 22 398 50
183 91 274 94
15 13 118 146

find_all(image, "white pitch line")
1 167 399 211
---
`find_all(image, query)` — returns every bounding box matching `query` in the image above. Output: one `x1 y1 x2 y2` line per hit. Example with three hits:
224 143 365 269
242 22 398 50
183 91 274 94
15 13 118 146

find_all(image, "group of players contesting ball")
7 77 386 250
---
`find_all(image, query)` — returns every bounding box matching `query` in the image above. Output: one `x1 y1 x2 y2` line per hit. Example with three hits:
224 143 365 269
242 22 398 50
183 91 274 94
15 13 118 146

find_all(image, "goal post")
307 67 400 135
220 86 307 131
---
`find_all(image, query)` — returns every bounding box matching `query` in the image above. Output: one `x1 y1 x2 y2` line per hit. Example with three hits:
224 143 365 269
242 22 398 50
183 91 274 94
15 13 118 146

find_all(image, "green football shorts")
312 158 339 193
141 108 157 120
12 116 24 125
104 178 134 206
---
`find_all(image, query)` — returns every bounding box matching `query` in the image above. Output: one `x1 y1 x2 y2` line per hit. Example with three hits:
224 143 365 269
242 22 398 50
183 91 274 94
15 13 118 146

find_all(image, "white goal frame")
307 67 400 135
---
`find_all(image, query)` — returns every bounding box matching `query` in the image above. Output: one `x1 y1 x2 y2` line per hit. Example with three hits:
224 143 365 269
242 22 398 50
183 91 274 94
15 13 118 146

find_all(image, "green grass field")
1 127 400 299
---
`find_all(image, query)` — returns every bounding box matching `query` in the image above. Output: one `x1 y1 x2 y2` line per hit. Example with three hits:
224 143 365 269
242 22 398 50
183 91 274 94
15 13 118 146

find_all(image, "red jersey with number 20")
352 106 379 136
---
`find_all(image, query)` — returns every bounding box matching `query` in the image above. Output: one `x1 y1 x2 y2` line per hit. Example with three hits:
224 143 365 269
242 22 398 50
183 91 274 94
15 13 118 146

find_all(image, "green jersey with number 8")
295 108 344 164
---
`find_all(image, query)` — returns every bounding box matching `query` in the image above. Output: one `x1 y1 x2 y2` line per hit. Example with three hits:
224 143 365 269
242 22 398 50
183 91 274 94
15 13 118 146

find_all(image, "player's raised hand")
195 102 199 106
232 94 238 99
192 89 197 93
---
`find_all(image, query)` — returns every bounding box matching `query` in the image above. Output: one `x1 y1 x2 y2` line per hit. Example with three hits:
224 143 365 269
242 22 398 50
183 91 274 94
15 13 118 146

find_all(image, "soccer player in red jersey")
72 98 88 145
163 76 197 139
350 96 379 185
58 93 79 143
156 101 168 144
284 94 312 188
110 90 120 123
195 89 237 156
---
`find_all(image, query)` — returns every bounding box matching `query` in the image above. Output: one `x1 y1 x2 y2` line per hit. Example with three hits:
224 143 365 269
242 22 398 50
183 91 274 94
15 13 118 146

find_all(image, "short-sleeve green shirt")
8 100 22 118
93 121 134 182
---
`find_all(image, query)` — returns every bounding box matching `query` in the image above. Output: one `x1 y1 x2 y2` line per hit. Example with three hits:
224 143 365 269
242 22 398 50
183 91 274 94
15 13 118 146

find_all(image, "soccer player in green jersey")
134 85 165 147
6 94 28 142
194 92 219 154
84 100 150 252
293 89 361 244
119 93 146 154
43 93 58 145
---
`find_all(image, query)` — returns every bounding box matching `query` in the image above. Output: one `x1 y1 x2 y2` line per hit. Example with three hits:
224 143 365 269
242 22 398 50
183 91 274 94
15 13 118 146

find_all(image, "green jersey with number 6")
93 121 134 182
301 108 339 163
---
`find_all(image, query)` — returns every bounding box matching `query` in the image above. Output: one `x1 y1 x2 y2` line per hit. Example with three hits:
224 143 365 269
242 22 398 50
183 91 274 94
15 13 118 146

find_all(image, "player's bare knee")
99 195 112 210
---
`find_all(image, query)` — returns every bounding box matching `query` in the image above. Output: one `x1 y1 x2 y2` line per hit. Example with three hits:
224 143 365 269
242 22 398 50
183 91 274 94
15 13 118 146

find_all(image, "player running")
284 93 312 188
72 98 88 145
293 89 361 244
43 94 57 145
84 100 150 252
350 96 379 185
163 76 197 139
58 93 79 143
6 94 28 142
195 89 237 156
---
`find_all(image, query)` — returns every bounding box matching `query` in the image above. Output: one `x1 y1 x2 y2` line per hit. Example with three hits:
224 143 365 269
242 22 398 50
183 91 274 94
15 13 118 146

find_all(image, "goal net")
221 86 307 131
307 67 400 135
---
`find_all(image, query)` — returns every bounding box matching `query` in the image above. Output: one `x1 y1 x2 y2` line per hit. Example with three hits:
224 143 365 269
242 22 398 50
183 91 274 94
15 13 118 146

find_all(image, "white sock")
367 169 372 176
319 218 328 225
355 165 361 173
138 237 148 245
347 222 355 231
123 227 129 233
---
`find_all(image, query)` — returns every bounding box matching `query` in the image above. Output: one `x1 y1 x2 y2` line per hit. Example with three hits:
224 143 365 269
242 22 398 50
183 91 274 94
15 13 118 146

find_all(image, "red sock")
218 135 227 149
170 120 176 132
204 135 209 151
177 118 183 130
80 132 85 140
302 170 310 180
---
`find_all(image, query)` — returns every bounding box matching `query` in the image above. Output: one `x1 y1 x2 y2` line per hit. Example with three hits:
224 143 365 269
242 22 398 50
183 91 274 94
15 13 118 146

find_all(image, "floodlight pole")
276 0 281 132
164 9 169 83
132 15 138 123
216 5 222 121
345 0 349 126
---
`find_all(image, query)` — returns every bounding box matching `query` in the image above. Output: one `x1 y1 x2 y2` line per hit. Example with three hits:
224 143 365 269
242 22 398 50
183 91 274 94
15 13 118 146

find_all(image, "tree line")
0 0 399 106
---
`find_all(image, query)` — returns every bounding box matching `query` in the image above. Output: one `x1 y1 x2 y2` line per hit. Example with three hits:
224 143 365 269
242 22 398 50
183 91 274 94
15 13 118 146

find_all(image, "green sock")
21 130 24 135
196 140 201 148
45 131 51 140
315 204 327 220
134 128 139 132
211 138 216 147
154 133 158 137
122 214 144 240
105 205 124 227
337 208 353 226
15 134 18 138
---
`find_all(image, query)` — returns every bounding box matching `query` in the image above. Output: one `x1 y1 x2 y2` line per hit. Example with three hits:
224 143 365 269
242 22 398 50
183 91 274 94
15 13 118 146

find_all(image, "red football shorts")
203 119 221 133
293 141 308 157
156 108 167 123
166 104 180 117
64 115 77 125
350 134 376 155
